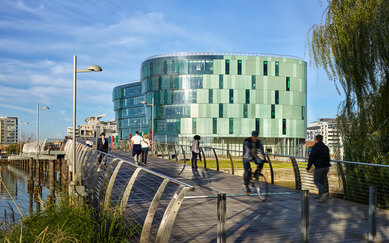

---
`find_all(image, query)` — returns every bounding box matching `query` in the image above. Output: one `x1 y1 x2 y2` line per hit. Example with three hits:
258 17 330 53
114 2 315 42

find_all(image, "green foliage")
0 194 138 242
309 0 389 164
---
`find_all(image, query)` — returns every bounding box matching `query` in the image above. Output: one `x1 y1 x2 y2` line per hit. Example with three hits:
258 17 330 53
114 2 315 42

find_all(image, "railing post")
173 145 178 162
266 155 274 184
217 193 227 243
291 157 302 190
212 148 219 171
200 147 206 169
180 145 186 164
368 186 377 242
301 190 309 243
227 150 234 175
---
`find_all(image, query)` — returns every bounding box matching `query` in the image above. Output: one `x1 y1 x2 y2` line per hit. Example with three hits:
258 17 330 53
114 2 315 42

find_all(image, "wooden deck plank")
111 152 389 242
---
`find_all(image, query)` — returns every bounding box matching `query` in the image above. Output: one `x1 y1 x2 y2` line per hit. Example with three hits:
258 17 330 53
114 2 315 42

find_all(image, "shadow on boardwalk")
111 152 389 243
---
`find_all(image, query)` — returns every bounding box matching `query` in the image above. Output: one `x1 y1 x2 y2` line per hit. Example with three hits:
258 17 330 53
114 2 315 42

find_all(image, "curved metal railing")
154 142 389 209
64 140 195 243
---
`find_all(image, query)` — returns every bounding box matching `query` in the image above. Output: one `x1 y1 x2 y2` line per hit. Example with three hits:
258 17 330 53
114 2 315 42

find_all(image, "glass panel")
237 60 242 75
286 77 290 91
282 119 286 135
219 103 223 118
243 104 248 118
263 61 268 76
209 89 213 103
245 89 250 104
255 118 260 133
275 61 279 76
219 75 223 89
213 118 217 134
252 75 256 89
271 104 275 119
229 118 233 134
225 60 230 75
192 118 197 134
302 106 305 120
275 90 279 105
229 89 234 103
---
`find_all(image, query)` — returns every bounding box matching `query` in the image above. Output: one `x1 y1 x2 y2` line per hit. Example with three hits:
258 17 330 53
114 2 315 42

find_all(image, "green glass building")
139 52 307 155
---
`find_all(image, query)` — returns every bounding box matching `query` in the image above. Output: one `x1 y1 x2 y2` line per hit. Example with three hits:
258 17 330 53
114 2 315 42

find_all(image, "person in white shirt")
141 134 150 166
130 131 143 164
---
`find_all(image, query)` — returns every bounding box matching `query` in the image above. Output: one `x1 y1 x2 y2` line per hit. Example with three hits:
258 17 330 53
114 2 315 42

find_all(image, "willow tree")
309 0 389 163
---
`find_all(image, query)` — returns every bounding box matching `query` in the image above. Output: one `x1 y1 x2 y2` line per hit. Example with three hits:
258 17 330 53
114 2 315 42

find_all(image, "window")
219 103 223 118
271 104 275 119
302 106 305 120
286 77 290 91
225 60 230 74
245 89 250 104
219 75 223 89
229 118 233 134
243 104 248 118
275 61 279 76
275 90 279 104
192 118 197 134
209 89 213 103
237 60 242 75
282 119 286 135
251 75 256 89
163 61 167 74
229 89 234 103
263 61 268 76
255 118 260 133
213 118 217 134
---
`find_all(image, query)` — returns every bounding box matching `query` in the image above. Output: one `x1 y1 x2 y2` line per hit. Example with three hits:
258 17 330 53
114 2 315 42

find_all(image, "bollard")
217 193 227 243
301 190 309 243
369 186 377 242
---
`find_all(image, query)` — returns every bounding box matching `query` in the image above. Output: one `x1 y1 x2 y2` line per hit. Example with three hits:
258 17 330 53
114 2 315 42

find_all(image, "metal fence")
154 142 389 209
64 140 195 243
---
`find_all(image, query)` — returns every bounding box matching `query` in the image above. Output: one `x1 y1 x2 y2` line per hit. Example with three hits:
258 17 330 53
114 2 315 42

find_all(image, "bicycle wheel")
254 174 268 201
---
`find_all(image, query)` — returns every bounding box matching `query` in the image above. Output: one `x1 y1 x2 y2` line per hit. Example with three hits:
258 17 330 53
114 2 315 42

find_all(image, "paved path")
111 152 389 243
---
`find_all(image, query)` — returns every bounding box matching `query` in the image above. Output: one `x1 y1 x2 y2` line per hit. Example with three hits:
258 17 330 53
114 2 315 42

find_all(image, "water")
0 164 50 222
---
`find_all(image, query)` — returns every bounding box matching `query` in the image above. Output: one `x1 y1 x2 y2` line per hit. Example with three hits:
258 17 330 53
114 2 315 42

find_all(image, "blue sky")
0 0 343 139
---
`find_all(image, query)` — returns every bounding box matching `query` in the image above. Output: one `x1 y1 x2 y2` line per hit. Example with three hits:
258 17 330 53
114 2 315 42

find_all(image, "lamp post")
19 120 29 155
141 97 154 154
37 102 49 157
73 55 102 183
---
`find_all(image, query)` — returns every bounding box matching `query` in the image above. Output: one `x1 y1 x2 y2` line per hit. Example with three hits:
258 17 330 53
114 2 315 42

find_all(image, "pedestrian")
306 134 331 202
191 135 201 168
141 134 150 166
86 138 93 148
130 131 142 164
97 132 109 172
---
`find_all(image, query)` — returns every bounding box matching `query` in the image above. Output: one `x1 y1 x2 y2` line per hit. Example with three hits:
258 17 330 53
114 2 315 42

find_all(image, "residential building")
0 117 18 144
306 118 343 158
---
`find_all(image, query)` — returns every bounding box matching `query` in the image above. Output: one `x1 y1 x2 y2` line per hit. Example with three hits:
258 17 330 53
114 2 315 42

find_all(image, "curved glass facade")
140 53 307 155
113 82 148 140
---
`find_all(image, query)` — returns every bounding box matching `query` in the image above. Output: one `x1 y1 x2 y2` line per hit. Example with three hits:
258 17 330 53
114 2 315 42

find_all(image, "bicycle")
248 162 269 202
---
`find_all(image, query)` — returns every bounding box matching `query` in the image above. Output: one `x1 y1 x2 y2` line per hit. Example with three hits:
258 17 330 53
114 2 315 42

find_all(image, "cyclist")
242 131 266 193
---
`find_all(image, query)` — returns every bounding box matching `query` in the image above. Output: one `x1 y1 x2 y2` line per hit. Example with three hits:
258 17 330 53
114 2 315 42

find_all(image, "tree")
309 0 389 164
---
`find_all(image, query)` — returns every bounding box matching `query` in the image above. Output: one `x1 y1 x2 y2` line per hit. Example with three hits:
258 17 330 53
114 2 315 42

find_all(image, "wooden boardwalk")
111 152 389 243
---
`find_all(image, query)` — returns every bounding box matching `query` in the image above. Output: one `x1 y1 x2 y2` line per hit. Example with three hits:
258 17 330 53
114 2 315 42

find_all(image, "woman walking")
141 134 150 166
191 135 201 168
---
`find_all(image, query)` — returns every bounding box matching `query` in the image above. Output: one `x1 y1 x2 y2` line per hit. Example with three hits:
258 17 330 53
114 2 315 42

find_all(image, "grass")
0 193 139 242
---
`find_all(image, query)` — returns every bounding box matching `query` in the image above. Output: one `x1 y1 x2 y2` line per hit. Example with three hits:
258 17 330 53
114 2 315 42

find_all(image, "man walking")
97 132 109 171
130 131 142 164
306 134 331 202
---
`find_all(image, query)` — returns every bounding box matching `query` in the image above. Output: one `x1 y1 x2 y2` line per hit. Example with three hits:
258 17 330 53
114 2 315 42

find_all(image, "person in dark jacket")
307 134 331 202
97 132 109 171
242 131 266 193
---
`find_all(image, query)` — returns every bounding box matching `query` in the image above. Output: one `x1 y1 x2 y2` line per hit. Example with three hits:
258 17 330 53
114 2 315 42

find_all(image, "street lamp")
73 55 102 183
19 120 29 155
141 98 154 154
37 103 49 156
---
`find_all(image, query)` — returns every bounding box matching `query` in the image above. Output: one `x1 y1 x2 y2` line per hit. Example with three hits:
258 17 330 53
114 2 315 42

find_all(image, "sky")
0 0 343 139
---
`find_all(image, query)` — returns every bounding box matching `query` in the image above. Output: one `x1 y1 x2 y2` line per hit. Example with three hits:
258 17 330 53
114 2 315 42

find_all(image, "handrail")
63 140 195 242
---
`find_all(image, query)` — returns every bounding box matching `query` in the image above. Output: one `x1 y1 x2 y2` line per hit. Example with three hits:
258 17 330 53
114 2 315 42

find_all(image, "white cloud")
0 103 35 114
